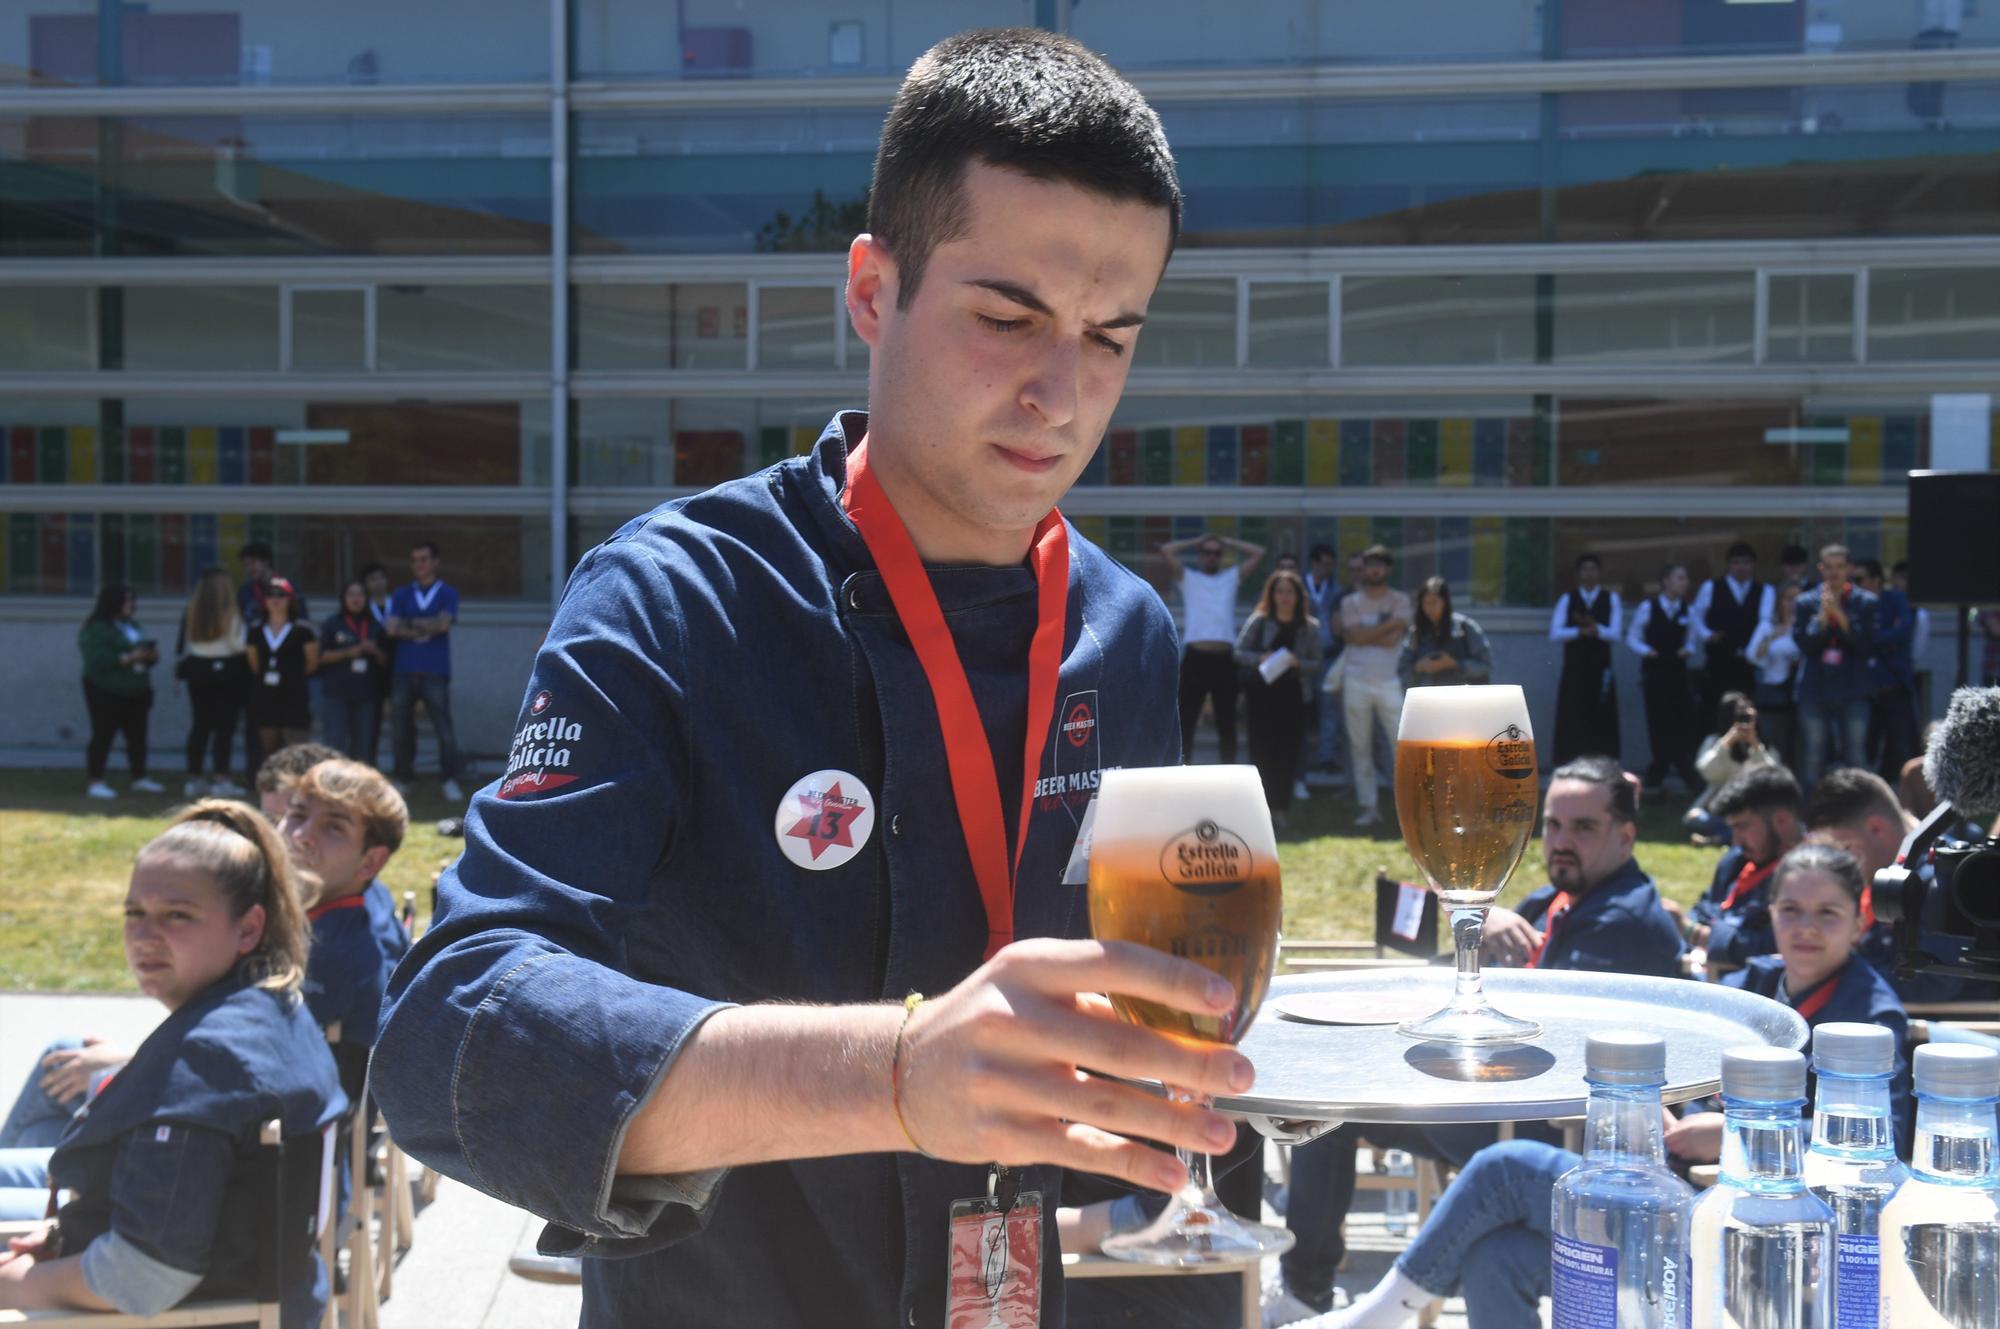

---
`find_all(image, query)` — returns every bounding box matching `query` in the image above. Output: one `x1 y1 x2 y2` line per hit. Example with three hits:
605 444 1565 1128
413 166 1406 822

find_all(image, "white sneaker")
1261 1266 1347 1329
1292 779 1311 802
86 781 117 800
131 777 165 794
184 778 209 798
208 778 246 797
441 778 465 803
1354 807 1381 828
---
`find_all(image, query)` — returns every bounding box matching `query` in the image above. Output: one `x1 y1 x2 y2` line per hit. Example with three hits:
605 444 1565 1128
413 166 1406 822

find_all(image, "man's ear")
846 234 897 349
361 844 392 883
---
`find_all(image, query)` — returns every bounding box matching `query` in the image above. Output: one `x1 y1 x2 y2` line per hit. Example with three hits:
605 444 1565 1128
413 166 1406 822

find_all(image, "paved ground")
2 992 1538 1328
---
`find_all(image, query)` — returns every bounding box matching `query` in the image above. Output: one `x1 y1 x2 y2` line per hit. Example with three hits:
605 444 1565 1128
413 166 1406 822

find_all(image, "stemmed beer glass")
1088 764 1290 1265
1394 685 1542 1044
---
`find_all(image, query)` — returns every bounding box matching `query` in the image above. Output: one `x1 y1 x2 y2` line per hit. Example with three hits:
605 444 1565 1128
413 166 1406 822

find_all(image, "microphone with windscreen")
1874 687 2000 985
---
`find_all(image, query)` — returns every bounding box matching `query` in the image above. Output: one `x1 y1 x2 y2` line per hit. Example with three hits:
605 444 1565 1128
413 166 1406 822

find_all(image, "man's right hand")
1479 908 1542 968
895 938 1255 1196
38 1039 129 1107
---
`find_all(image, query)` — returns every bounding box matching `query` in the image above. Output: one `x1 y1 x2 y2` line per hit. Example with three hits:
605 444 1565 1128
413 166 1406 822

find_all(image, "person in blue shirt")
280 758 410 1090
1267 756 1683 1324
372 30 1265 1329
0 802 343 1327
1792 543 1880 787
1684 763 1806 975
1857 558 1920 783
1673 840 1913 1162
387 540 464 804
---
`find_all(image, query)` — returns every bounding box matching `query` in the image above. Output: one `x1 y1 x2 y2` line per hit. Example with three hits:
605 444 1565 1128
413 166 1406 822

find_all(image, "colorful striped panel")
1335 419 1369 489
1240 424 1271 486
249 428 277 484
1505 417 1536 487
1503 518 1551 608
1809 418 1847 486
1439 418 1474 487
6 515 35 591
1403 516 1438 588
160 514 187 591
158 428 187 485
128 427 156 484
217 515 248 578
1847 416 1882 487
67 427 97 484
1406 420 1440 485
37 427 65 483
1310 420 1344 487
758 426 788 468
189 513 219 574
1373 420 1407 485
1845 516 1881 563
219 427 248 485
1273 420 1305 487
1107 429 1138 485
100 513 125 584
188 426 219 486
126 515 157 590
66 514 95 594
1174 426 1206 486
1206 425 1239 486
1473 419 1507 487
39 515 67 593
1882 416 1918 480
1471 517 1505 606
7 427 33 483
1106 516 1138 556
1076 437 1108 486
1440 516 1473 588
790 424 817 457
1142 428 1173 485
1070 514 1107 547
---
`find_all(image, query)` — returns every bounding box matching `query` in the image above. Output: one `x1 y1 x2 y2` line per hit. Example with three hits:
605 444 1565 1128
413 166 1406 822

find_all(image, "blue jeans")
1397 1140 1576 1329
392 672 459 783
1798 695 1870 787
0 1147 53 1220
323 694 383 768
0 1037 84 1149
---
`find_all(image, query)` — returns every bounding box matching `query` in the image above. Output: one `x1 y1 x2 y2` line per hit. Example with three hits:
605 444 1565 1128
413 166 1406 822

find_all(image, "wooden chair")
0 1118 332 1329
317 1027 410 1329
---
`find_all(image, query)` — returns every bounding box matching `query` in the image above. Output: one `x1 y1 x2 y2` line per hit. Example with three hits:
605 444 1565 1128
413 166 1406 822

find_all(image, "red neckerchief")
307 894 368 923
1786 963 1846 1022
841 438 1069 960
1721 856 1780 911
1527 891 1573 969
343 611 372 643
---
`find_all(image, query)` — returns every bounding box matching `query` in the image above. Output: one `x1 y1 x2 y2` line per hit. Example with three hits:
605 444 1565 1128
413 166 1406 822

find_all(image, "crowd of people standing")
75 539 466 805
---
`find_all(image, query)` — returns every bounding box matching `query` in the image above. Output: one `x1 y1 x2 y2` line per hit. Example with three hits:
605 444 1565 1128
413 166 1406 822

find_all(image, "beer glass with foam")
1394 684 1542 1043
1088 764 1291 1264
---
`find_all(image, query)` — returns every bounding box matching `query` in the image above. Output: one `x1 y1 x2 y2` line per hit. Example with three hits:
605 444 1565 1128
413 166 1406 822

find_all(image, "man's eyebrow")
967 279 1146 330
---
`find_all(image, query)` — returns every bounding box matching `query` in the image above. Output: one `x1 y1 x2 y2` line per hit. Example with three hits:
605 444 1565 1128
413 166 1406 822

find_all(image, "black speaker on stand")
1907 471 2000 689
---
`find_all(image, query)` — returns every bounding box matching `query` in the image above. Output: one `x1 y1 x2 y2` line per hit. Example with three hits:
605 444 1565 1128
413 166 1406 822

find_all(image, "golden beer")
1089 845 1281 1046
1393 736 1537 907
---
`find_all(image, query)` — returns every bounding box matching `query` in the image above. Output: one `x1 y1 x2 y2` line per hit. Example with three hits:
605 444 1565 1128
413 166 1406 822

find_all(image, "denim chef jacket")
1722 954 1913 1155
304 881 409 1055
373 413 1183 1329
1515 857 1687 980
1687 845 1777 969
50 971 345 1329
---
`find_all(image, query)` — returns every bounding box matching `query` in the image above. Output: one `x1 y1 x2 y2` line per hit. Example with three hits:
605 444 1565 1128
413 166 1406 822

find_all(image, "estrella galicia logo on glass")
1161 820 1252 896
1486 724 1535 781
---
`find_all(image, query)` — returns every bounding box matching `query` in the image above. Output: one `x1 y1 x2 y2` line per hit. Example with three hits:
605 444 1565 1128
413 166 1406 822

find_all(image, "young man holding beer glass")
373 30 1267 1329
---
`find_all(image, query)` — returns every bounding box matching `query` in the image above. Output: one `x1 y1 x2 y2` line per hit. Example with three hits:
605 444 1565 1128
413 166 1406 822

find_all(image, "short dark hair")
1576 553 1602 571
1805 766 1903 831
1549 755 1638 825
1859 558 1885 581
239 541 273 563
868 28 1182 311
1362 543 1394 566
1780 544 1809 565
1712 763 1804 821
1892 559 1910 577
1715 690 1753 733
410 540 441 560
357 561 387 582
255 742 340 795
1773 841 1866 908
1660 561 1687 583
1309 543 1336 563
1726 542 1755 562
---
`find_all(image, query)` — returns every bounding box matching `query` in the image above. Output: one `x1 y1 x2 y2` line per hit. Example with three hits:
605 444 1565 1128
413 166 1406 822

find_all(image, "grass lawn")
0 770 1724 993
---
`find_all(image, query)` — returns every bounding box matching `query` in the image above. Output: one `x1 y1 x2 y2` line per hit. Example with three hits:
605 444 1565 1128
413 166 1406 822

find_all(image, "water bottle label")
1550 1233 1618 1329
1835 1233 1878 1328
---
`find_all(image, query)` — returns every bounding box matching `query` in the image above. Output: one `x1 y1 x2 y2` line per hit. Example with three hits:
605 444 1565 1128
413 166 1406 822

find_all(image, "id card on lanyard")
841 439 1069 961
261 622 290 688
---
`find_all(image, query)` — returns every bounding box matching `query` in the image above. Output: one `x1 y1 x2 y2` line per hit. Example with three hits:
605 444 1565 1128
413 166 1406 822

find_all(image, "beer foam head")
1397 684 1532 745
1094 764 1275 856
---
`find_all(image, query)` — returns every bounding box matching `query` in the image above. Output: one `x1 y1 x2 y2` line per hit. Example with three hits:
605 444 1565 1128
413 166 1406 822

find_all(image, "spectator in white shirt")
1625 563 1702 792
1746 580 1804 771
1550 555 1622 766
1159 530 1266 764
1691 542 1777 737
1338 544 1412 828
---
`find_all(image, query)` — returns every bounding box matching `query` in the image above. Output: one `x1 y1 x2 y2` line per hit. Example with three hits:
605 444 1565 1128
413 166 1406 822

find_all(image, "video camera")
1871 688 2000 986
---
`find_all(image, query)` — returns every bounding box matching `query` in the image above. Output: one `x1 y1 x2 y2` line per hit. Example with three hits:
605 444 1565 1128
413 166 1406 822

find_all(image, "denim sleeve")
372 539 735 1252
101 1121 239 1285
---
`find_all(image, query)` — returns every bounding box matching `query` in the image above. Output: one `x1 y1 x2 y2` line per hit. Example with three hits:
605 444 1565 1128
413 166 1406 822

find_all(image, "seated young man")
1684 763 1806 975
1268 757 1682 1325
280 758 410 1094
1283 841 1909 1329
1806 765 1972 1005
254 742 340 824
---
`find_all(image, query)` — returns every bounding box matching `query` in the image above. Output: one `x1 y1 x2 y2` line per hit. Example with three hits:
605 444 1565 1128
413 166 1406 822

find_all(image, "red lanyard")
307 894 367 923
1721 857 1779 912
841 438 1070 961
1527 891 1573 970
343 612 371 643
1790 967 1843 1021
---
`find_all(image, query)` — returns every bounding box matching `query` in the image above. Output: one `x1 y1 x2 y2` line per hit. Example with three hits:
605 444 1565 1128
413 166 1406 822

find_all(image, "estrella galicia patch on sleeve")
498 696 587 800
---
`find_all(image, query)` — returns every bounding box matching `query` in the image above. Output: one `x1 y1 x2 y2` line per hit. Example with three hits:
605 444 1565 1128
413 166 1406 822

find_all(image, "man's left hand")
1481 907 1542 968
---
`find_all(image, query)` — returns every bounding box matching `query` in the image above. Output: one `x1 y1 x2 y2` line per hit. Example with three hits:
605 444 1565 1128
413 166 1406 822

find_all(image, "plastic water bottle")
1383 1149 1414 1236
1803 1024 1909 1328
1691 1046 1835 1328
1878 1043 2000 1326
1552 1030 1695 1329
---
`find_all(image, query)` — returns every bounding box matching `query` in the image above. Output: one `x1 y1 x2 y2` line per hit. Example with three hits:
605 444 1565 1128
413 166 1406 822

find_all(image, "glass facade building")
3 0 1996 635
